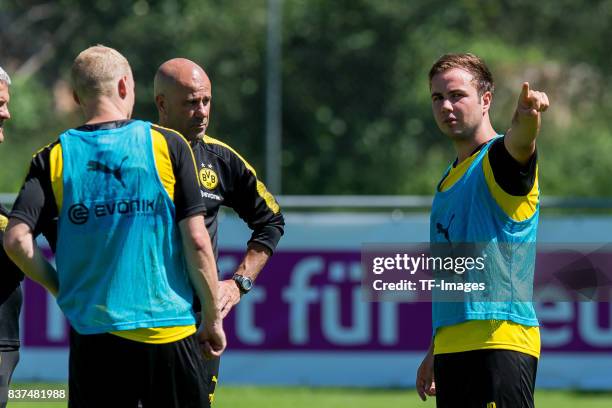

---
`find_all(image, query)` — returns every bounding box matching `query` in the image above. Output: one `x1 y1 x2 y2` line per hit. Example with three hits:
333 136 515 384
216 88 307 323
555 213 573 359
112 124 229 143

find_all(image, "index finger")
520 82 530 102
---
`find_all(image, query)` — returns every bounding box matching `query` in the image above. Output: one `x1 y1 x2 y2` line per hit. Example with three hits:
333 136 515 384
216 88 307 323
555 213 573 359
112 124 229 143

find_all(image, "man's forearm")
3 219 58 296
506 109 539 159
505 82 549 164
179 215 221 322
234 241 271 281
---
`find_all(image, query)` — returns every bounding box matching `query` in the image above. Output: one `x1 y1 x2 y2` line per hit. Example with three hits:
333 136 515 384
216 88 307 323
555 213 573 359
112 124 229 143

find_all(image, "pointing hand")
517 82 549 117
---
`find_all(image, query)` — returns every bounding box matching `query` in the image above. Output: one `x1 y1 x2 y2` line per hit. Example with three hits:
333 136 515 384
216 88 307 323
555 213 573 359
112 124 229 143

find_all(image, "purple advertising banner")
22 249 612 352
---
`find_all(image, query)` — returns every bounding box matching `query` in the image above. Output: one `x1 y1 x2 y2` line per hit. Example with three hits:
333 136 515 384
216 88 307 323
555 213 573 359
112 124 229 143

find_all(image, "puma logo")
436 214 455 244
87 156 128 188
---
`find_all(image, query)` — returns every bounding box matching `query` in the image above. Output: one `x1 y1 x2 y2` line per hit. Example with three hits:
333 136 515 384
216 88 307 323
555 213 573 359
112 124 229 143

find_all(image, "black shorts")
69 328 211 408
194 313 220 405
203 357 220 404
434 349 538 408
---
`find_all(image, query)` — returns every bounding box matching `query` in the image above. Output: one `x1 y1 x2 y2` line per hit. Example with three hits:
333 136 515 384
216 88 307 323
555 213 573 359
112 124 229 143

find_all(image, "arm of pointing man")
505 82 550 165
416 340 436 401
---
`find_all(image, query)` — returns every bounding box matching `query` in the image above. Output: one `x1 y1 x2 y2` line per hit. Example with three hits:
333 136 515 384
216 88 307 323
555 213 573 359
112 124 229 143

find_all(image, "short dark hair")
429 53 494 96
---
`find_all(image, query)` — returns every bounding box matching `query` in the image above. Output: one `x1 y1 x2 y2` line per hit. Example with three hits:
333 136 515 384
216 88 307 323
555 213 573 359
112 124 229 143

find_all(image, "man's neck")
454 122 497 163
82 99 129 125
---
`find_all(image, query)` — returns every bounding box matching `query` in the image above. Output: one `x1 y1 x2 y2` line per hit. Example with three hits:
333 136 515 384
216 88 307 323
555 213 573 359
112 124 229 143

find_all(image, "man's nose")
195 102 207 117
440 99 452 112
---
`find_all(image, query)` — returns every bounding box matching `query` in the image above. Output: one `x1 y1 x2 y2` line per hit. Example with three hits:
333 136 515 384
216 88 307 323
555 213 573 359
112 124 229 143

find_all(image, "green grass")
6 385 612 407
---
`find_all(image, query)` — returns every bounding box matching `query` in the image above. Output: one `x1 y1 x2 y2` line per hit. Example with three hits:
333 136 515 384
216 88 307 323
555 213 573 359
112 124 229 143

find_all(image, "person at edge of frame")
0 65 25 408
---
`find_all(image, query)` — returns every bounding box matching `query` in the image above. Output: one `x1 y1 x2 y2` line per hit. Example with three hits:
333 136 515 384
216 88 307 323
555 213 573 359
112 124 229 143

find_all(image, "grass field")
6 385 612 407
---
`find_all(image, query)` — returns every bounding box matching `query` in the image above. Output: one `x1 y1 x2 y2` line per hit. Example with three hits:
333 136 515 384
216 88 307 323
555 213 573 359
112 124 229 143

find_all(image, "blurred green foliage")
1 0 611 196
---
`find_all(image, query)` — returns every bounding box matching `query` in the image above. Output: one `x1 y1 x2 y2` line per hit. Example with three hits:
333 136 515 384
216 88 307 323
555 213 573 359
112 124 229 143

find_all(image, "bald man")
5 46 225 408
154 58 285 403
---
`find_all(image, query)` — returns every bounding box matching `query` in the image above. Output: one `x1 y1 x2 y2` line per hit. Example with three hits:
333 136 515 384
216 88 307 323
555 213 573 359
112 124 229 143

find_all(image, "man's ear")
72 91 80 105
155 94 165 114
155 94 168 122
118 76 128 99
481 91 492 114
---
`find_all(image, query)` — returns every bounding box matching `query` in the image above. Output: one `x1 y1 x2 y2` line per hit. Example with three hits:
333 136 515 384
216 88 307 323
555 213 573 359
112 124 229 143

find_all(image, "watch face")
241 277 253 291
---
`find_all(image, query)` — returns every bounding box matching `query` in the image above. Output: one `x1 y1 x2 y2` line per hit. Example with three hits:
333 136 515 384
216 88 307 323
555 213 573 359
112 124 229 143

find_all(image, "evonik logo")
68 203 89 224
67 197 163 225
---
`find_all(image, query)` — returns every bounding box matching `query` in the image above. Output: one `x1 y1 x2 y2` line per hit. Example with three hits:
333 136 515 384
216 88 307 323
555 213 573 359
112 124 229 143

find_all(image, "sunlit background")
2 1 612 407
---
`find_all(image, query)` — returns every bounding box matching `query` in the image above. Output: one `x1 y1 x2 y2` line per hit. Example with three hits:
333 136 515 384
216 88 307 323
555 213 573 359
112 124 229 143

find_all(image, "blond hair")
71 45 131 100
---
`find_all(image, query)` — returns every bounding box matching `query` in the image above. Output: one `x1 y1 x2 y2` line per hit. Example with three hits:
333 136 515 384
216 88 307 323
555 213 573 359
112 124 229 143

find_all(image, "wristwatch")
232 274 253 295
